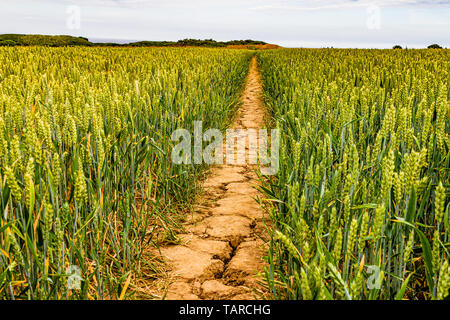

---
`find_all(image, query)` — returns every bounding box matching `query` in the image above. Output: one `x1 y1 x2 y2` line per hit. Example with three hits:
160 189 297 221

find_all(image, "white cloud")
60 0 262 9
251 0 450 11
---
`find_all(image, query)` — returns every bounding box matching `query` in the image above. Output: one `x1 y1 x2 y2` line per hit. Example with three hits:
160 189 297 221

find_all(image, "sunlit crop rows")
0 47 252 299
258 49 449 300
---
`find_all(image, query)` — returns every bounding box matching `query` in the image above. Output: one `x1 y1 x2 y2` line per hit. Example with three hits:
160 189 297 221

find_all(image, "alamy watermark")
366 3 381 30
66 5 81 30
366 265 382 290
171 121 279 175
67 265 82 290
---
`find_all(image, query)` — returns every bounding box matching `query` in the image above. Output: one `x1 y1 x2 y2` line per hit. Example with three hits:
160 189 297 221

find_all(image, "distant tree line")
392 44 445 49
0 34 267 48
0 34 92 47
1 35 444 49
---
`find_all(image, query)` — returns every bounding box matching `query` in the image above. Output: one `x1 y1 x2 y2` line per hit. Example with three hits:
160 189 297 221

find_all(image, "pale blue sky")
1 0 449 48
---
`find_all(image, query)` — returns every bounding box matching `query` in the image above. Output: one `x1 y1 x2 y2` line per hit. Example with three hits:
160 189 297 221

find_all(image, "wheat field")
0 46 448 300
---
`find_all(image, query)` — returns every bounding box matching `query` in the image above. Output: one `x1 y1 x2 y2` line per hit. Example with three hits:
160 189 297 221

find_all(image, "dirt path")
159 56 268 300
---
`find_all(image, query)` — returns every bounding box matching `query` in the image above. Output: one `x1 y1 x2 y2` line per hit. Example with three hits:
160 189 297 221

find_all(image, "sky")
1 0 449 48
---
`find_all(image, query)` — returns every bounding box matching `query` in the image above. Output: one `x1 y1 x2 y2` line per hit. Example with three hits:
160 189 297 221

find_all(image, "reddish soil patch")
227 44 280 50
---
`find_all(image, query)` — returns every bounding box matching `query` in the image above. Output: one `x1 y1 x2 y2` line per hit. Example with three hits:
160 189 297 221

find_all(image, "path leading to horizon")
159 56 269 300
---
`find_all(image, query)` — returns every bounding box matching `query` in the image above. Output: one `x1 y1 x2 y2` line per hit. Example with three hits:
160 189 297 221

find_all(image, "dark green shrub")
0 40 17 46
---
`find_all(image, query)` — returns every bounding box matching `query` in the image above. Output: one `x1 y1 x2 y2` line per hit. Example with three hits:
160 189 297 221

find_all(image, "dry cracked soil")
158 56 269 300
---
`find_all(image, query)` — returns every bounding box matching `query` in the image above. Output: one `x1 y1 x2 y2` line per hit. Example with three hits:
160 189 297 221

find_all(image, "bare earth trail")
158 56 269 300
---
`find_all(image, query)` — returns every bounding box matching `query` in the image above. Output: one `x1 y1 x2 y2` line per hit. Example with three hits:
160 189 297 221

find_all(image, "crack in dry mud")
159 56 268 300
